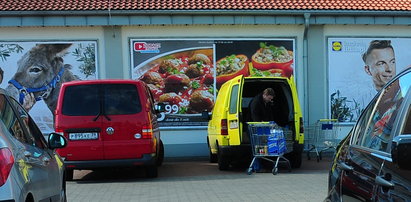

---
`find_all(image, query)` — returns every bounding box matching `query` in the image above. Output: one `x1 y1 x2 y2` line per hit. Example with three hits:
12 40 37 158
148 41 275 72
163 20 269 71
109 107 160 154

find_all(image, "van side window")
229 84 239 114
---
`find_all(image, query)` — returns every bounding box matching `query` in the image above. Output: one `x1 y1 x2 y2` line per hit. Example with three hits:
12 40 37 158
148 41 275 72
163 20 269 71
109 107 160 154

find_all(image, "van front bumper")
64 154 156 170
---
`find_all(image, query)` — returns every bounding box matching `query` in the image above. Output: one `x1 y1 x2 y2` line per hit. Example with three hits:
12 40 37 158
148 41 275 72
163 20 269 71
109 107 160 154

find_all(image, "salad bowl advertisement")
131 39 295 127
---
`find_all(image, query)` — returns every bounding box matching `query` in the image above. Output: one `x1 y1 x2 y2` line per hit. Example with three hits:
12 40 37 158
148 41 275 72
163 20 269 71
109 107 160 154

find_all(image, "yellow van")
206 75 304 170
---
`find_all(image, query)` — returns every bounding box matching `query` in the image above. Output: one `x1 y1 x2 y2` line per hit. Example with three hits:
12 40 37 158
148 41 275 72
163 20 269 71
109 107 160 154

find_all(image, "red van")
54 79 164 180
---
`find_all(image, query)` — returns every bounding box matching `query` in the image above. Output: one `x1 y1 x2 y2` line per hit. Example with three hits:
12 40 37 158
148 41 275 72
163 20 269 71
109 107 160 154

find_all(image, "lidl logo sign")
332 41 342 51
134 42 161 53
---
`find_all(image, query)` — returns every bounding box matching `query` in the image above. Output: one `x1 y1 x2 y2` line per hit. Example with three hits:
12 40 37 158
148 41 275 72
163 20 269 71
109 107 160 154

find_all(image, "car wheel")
217 146 229 170
209 149 217 163
146 165 158 178
65 169 74 181
156 140 164 166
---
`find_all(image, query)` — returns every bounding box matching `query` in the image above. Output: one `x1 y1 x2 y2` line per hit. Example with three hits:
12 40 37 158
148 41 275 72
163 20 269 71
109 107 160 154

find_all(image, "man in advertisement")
362 40 396 92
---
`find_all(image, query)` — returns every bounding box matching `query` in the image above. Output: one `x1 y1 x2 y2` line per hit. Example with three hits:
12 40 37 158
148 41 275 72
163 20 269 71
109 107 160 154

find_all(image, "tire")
217 146 229 170
209 149 217 163
146 165 158 178
272 167 278 175
156 140 164 166
65 169 74 181
288 143 303 168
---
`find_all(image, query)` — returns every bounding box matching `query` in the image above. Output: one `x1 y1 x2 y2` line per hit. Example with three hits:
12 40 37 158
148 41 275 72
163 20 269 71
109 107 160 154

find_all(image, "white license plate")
69 132 99 140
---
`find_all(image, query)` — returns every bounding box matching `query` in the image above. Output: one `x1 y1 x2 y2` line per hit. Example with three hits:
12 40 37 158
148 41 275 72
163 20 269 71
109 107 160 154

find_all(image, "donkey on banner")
6 44 79 113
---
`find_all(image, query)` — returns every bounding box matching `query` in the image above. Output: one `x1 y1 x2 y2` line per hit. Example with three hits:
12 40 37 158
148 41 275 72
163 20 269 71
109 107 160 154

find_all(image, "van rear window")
104 84 141 115
62 84 142 116
62 85 100 116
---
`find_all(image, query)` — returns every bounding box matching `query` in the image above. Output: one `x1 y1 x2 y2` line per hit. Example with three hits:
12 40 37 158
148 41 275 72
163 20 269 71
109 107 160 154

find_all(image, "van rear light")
221 119 228 135
142 124 153 139
0 148 14 186
299 117 304 133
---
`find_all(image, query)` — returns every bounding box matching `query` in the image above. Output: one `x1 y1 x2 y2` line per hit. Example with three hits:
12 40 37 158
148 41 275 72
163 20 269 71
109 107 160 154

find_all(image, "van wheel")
146 165 158 178
157 140 164 166
65 169 74 181
217 146 229 170
209 149 217 163
290 144 304 168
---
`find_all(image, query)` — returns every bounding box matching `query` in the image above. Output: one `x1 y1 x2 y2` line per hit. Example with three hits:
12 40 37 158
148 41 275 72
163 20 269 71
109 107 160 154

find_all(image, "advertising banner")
328 38 411 122
0 41 97 133
131 39 295 127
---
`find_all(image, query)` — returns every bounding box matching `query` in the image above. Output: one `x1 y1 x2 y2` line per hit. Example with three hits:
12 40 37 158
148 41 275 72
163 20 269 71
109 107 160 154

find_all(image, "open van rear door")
226 75 244 146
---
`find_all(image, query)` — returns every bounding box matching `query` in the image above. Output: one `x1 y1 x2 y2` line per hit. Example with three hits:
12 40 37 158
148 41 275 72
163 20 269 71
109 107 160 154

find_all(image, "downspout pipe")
303 13 310 125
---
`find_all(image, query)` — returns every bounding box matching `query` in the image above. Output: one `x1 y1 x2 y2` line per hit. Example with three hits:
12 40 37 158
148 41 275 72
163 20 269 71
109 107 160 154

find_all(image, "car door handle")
24 151 32 158
337 162 353 171
42 157 50 166
375 176 394 188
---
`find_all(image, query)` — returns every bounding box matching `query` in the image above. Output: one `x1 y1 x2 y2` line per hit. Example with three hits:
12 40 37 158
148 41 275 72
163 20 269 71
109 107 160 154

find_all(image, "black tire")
217 146 229 170
209 149 217 163
65 169 74 181
146 165 158 178
156 140 164 166
291 150 303 168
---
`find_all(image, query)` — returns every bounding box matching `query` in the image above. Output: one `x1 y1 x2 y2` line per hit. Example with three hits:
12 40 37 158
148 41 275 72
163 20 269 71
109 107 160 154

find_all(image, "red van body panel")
54 79 161 174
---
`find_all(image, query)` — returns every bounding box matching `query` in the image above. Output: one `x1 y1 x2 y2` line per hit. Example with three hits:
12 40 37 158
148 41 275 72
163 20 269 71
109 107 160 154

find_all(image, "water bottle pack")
268 126 287 155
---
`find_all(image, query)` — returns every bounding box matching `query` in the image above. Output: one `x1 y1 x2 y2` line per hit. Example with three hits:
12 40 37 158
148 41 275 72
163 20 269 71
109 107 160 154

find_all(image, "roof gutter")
0 9 411 17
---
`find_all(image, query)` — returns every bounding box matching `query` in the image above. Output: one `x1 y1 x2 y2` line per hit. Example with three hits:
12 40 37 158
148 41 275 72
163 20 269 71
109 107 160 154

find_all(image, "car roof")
61 79 144 87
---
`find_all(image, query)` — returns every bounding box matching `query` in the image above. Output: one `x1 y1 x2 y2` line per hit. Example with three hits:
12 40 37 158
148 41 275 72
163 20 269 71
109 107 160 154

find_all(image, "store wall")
121 24 305 157
2 23 410 157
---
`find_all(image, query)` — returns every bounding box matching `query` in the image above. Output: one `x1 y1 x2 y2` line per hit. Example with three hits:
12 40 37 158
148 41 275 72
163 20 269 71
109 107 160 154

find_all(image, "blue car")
326 67 411 201
0 89 68 202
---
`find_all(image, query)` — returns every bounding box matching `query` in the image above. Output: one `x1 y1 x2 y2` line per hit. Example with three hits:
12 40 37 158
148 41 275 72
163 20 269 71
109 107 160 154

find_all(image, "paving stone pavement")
67 156 332 202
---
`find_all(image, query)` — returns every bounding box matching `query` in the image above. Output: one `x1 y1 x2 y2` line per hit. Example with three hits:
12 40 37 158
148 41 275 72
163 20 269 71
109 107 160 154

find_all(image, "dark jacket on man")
249 92 280 122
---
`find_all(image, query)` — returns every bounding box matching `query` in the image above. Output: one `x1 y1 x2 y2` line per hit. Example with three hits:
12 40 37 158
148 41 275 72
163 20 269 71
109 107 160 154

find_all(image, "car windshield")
62 84 141 116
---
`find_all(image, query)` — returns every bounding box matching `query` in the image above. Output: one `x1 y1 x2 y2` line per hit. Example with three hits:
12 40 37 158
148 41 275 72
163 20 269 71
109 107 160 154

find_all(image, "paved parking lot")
67 156 332 202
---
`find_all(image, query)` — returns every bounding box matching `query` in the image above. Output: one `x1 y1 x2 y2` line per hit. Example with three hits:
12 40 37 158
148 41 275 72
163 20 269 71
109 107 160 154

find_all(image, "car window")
62 84 100 116
0 95 35 147
360 79 404 152
8 98 47 149
229 84 239 114
403 106 411 134
352 98 378 145
104 84 141 115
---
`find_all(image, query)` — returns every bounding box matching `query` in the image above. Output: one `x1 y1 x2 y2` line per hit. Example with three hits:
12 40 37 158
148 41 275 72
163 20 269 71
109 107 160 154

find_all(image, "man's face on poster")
364 47 396 91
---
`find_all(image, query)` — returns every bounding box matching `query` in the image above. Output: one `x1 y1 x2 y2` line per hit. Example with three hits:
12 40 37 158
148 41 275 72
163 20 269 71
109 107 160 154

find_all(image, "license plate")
69 132 99 140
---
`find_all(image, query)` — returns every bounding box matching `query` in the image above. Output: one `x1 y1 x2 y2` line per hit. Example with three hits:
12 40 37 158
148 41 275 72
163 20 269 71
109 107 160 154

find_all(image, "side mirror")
391 135 411 170
48 133 68 149
201 111 211 121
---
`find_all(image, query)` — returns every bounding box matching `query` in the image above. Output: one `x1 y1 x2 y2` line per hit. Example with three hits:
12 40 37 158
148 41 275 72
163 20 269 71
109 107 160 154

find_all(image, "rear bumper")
64 153 156 170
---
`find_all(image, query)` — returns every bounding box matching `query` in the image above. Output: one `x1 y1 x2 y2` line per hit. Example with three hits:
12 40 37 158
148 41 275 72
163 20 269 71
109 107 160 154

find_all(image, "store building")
1 0 411 157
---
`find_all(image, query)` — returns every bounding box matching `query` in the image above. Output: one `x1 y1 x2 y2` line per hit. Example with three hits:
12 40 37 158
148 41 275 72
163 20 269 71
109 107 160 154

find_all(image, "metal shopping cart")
247 122 291 175
306 119 339 162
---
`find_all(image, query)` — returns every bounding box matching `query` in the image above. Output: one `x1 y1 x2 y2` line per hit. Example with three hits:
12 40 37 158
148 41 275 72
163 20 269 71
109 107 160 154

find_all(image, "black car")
326 67 411 201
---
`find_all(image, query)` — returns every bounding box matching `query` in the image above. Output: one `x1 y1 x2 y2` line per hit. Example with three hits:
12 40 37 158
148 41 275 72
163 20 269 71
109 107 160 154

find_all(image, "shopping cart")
247 122 291 175
306 119 339 162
